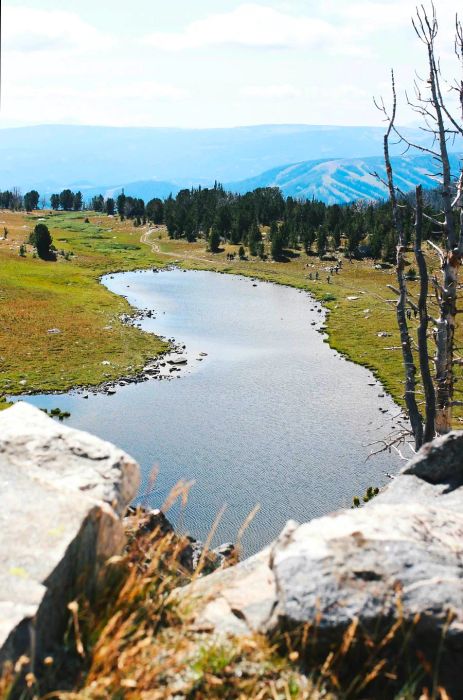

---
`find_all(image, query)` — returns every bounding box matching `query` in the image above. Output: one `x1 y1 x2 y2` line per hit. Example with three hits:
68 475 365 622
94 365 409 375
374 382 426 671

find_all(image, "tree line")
0 182 449 262
156 183 446 262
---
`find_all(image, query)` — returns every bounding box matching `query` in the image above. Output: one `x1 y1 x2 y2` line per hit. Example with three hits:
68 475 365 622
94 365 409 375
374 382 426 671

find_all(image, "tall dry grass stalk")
0 483 452 699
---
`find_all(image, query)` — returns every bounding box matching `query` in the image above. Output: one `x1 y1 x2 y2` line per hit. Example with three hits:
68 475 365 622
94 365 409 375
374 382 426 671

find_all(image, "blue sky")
1 0 460 128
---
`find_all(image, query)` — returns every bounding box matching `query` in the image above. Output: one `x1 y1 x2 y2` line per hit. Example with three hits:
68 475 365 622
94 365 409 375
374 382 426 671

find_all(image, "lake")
19 268 402 554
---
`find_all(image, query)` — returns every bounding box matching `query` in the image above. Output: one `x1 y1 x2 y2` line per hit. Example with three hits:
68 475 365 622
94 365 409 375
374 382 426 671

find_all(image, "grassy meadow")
0 210 168 404
2 209 459 426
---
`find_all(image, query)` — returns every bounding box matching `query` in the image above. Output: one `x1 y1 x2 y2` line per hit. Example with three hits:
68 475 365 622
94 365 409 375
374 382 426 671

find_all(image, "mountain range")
227 152 463 204
0 123 460 204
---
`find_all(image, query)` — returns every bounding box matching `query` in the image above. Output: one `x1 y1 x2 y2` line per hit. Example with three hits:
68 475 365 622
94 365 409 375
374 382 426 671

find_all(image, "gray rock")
0 402 140 670
181 433 463 694
124 507 174 537
181 547 276 636
213 542 236 562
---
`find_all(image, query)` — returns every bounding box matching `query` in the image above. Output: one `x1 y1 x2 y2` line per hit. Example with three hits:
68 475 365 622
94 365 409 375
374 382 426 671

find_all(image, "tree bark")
414 185 436 443
428 52 458 434
383 105 423 448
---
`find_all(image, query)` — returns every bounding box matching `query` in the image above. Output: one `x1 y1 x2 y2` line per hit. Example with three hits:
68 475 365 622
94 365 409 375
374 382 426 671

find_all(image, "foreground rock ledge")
182 431 463 694
0 402 140 667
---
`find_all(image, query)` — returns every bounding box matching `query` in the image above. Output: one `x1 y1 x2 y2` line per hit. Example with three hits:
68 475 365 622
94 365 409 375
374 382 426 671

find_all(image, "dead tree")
377 3 463 444
414 184 436 443
376 73 423 449
410 5 463 434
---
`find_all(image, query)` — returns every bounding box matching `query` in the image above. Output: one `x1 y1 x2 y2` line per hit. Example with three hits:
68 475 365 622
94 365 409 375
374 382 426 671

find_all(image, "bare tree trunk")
377 5 463 440
382 77 423 448
414 185 436 443
419 10 459 434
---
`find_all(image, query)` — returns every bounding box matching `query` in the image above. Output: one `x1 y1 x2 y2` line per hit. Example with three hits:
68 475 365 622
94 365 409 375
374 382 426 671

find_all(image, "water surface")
21 269 402 553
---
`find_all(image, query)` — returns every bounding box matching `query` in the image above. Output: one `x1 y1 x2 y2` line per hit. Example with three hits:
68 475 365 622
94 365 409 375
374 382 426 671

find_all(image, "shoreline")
9 266 402 442
2 210 405 422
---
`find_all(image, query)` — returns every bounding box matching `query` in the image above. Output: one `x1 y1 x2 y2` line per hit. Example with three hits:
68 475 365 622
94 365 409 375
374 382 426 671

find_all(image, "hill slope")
75 152 463 205
227 152 463 204
0 123 438 193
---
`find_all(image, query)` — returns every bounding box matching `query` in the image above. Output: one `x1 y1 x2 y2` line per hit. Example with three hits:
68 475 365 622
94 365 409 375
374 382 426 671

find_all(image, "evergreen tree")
214 205 233 240
247 221 261 256
24 190 39 211
73 191 83 211
164 196 177 238
208 226 221 253
316 225 328 258
146 198 164 224
105 198 115 215
270 221 284 260
117 193 126 220
91 194 104 212
50 194 60 210
59 189 74 211
29 223 53 259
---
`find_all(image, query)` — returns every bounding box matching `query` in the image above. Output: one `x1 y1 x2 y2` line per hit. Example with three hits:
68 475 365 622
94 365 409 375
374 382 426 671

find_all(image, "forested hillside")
0 181 447 264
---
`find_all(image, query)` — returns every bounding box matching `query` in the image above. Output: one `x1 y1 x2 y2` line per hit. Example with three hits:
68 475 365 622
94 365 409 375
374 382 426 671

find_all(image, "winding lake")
20 269 402 554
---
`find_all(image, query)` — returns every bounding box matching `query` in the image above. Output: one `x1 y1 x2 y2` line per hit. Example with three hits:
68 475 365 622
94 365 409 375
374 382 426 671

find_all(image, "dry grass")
0 500 449 700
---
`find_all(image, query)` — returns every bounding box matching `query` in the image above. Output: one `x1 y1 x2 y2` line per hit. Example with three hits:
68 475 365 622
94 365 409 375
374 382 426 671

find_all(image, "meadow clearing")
1 209 458 426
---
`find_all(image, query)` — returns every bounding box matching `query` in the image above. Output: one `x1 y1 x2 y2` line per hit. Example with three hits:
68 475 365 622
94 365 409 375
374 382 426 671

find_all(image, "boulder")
181 431 463 694
0 402 140 670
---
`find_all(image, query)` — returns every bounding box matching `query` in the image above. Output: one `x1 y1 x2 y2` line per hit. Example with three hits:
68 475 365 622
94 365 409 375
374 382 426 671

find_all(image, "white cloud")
339 2 412 30
143 3 347 51
3 5 113 53
96 82 188 101
6 81 188 102
242 84 302 99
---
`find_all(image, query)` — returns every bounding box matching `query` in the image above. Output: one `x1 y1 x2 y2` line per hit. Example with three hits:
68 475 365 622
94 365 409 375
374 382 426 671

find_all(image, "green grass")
2 211 460 426
146 230 463 425
0 210 169 403
149 233 406 402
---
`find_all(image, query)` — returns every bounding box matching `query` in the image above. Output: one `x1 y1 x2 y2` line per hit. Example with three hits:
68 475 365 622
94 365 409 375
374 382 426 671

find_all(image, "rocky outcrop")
0 402 139 670
182 431 463 694
2 402 463 694
124 506 236 574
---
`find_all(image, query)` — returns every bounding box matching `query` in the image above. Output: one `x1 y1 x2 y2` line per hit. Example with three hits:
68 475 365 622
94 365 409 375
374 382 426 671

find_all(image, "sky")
1 0 461 129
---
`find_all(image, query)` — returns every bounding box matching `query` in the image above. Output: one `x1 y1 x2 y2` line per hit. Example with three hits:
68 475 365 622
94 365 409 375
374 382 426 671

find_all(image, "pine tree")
105 198 115 215
73 191 83 211
117 193 127 220
247 221 261 256
24 190 40 211
270 221 284 260
29 223 53 259
208 226 221 253
59 189 74 211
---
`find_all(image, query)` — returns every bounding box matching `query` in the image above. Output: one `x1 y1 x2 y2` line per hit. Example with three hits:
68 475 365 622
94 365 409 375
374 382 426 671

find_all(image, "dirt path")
140 227 221 265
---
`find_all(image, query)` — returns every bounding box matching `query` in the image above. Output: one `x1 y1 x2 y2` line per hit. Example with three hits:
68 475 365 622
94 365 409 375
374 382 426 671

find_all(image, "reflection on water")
19 269 402 554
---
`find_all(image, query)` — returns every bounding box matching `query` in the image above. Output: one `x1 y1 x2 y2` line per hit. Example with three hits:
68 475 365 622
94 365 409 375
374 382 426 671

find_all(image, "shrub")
29 223 53 260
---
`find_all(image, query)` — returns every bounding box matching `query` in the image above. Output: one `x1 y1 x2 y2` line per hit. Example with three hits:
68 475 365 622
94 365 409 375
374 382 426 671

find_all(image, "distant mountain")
0 123 441 194
71 152 462 206
227 152 463 204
